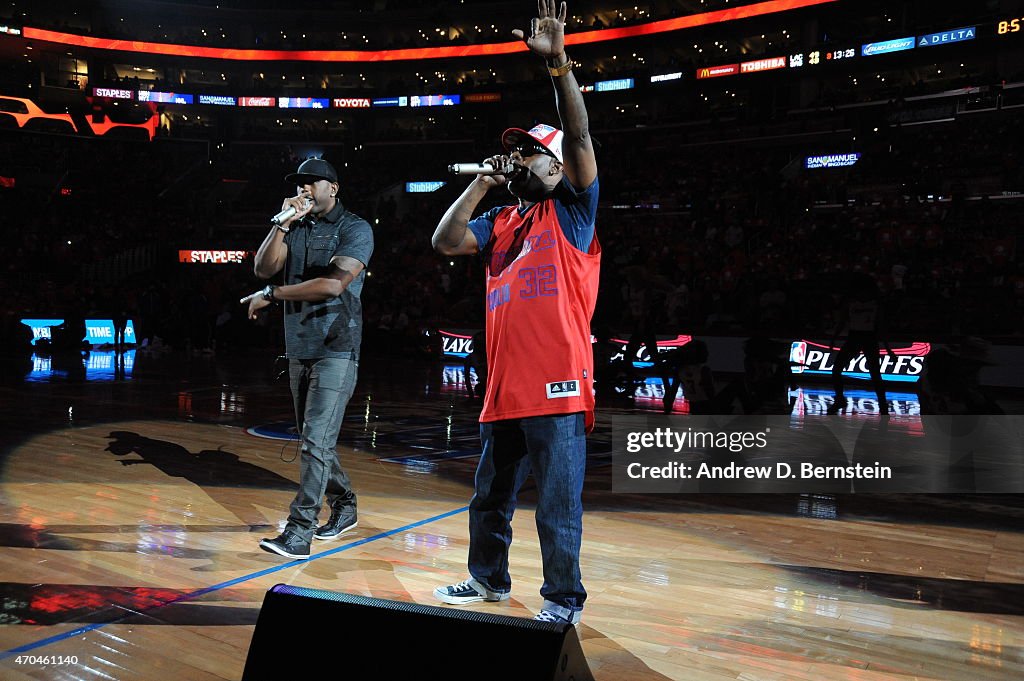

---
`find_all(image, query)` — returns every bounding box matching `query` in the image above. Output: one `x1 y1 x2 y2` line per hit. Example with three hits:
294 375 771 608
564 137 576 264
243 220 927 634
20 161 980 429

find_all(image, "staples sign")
93 88 133 99
179 250 250 264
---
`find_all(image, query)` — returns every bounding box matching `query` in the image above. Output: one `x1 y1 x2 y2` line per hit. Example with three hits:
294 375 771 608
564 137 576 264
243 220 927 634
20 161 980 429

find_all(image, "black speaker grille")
245 585 595 681
270 583 568 632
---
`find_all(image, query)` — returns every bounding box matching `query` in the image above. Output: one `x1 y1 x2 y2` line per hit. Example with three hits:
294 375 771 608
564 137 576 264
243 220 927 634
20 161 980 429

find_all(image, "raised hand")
512 0 567 60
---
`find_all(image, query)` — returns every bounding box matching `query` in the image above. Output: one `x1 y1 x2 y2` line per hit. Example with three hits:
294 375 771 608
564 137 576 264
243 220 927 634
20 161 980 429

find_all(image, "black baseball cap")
285 158 338 185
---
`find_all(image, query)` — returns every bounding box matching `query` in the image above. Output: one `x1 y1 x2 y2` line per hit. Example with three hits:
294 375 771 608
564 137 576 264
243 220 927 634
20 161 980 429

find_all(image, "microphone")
271 206 297 226
271 198 312 226
448 161 515 176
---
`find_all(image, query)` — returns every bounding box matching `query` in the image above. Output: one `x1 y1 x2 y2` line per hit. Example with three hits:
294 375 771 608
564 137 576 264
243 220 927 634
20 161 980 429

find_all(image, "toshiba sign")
178 250 250 264
333 98 371 108
740 56 787 73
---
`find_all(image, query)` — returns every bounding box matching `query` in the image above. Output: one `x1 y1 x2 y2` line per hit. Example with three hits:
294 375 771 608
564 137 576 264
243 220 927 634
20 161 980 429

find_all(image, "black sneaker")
313 505 358 541
259 531 311 560
433 578 510 605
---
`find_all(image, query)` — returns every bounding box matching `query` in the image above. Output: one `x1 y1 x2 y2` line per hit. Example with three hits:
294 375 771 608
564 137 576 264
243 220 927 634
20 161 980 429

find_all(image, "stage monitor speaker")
242 584 594 681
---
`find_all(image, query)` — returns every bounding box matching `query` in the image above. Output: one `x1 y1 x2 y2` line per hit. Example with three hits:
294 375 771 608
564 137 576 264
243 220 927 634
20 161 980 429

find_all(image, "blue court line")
381 450 480 464
0 505 470 661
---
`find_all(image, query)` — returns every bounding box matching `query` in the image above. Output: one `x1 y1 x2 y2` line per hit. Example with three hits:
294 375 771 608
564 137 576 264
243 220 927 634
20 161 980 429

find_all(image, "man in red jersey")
432 0 599 626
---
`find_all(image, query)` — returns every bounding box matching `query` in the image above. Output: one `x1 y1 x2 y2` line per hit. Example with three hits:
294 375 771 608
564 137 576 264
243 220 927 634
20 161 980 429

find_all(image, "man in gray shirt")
243 157 373 559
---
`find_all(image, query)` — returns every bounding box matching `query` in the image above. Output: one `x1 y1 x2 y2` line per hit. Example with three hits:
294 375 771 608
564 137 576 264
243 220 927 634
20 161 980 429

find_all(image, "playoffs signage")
790 340 930 382
440 330 475 357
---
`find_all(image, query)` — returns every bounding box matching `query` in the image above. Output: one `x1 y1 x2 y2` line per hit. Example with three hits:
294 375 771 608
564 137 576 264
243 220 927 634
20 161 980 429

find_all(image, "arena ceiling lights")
21 0 837 63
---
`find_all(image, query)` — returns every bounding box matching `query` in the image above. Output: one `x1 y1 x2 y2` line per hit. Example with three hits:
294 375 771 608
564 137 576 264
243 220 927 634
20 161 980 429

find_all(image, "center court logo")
246 422 300 441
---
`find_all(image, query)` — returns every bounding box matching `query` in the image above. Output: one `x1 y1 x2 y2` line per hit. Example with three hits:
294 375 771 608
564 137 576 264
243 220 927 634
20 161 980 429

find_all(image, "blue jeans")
468 413 587 618
286 357 358 541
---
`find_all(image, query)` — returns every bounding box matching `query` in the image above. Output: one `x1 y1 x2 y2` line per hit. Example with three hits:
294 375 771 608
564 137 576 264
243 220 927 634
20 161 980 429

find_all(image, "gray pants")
286 357 358 541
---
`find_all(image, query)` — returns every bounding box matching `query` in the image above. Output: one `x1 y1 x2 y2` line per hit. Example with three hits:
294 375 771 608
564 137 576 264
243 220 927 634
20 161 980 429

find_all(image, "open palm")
513 0 567 59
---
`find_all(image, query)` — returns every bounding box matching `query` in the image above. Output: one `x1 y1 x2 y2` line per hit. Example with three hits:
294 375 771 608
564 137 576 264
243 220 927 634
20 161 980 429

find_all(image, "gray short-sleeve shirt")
282 201 374 359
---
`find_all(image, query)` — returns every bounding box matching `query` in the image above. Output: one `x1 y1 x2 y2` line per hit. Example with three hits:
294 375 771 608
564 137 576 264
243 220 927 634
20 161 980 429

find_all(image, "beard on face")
508 167 552 203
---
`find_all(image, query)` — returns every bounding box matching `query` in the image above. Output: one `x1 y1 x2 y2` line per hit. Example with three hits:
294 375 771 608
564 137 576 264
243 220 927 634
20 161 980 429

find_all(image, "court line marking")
0 505 470 660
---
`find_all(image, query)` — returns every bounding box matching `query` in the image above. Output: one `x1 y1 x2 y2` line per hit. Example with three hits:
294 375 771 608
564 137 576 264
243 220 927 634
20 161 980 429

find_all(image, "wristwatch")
261 285 276 302
547 54 572 77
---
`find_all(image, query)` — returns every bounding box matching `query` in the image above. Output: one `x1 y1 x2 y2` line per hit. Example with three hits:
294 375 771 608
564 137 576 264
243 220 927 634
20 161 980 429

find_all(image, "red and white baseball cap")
501 123 564 163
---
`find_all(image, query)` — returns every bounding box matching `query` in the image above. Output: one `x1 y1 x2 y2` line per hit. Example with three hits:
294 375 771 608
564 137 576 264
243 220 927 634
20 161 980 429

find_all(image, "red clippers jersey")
479 197 601 430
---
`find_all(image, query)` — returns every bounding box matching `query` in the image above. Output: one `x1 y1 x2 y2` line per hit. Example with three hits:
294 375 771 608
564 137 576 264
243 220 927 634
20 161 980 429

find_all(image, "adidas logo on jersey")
546 380 580 399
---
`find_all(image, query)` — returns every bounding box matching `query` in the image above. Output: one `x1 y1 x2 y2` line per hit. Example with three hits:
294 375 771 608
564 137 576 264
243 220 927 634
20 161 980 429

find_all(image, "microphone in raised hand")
272 195 312 226
448 160 515 175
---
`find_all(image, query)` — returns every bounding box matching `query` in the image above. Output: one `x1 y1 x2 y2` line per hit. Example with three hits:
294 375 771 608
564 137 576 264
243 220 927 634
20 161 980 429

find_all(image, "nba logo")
790 341 807 374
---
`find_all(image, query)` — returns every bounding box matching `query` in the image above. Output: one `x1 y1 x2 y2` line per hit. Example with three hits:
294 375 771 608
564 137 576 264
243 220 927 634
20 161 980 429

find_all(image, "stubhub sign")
22 319 136 346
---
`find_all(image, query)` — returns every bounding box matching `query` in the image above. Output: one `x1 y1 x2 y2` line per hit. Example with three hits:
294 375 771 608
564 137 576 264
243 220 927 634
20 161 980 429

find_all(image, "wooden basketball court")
0 354 1021 680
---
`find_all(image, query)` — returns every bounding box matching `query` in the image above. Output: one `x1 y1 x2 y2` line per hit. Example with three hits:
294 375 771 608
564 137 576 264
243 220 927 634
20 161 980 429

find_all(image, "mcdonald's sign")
696 63 739 79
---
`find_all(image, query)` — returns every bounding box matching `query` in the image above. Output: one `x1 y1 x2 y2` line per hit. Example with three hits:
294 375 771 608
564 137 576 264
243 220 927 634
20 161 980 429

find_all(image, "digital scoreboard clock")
997 18 1022 34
